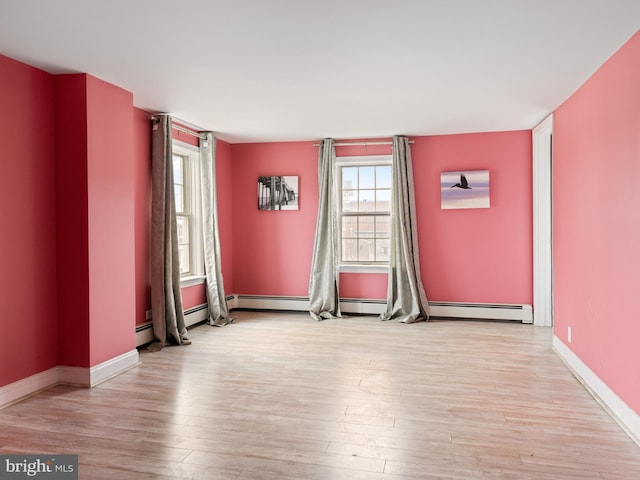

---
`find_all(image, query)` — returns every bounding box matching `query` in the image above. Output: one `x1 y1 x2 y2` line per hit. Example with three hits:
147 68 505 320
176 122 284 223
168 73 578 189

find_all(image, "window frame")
335 155 392 274
172 140 205 286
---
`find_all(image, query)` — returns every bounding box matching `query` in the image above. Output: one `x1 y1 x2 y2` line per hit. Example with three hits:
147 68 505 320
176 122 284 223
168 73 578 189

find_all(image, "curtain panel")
308 138 341 321
199 132 232 326
149 114 190 350
381 136 429 323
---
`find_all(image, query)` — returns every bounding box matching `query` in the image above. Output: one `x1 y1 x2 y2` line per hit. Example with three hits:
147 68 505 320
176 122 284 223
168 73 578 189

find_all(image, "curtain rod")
149 115 208 140
312 140 414 147
172 123 207 140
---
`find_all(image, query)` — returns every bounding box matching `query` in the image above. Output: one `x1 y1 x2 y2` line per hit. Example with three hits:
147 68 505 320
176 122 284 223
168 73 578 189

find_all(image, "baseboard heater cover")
236 295 385 315
136 298 532 345
429 301 532 323
136 304 209 347
234 296 532 322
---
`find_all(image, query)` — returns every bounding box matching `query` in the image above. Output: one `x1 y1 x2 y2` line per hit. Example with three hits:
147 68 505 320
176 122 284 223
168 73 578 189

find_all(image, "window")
172 141 203 282
337 155 392 266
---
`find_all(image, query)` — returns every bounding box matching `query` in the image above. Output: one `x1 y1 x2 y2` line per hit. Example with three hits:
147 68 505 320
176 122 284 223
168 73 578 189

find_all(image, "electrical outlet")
568 326 572 343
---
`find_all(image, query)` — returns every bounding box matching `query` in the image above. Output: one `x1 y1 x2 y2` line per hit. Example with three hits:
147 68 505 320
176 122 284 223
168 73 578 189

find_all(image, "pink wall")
413 132 533 304
230 141 319 296
0 55 58 387
216 139 234 294
85 75 136 365
554 31 640 414
54 74 91 368
55 74 136 368
229 133 533 305
133 108 151 326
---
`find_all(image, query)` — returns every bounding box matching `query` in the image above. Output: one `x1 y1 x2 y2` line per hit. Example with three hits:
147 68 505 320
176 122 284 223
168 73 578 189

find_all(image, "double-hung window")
337 155 392 269
172 141 204 284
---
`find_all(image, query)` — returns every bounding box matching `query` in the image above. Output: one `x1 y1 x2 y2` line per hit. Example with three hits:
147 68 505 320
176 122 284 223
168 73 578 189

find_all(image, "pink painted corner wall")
85 75 136 365
0 55 58 387
230 141 318 296
412 132 533 304
216 139 234 294
54 74 91 368
554 31 640 414
133 108 151 326
55 74 136 368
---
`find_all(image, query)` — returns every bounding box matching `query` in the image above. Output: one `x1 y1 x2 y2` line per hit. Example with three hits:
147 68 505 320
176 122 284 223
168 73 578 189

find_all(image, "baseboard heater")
233 295 532 323
234 295 385 315
135 304 209 347
136 298 532 345
429 301 532 323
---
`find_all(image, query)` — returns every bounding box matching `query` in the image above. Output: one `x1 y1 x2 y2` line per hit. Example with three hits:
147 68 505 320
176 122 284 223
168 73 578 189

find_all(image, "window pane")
176 215 189 244
342 167 358 189
178 245 190 275
342 239 357 262
376 216 391 238
172 155 183 183
342 190 357 212
338 159 392 265
174 185 184 213
376 239 391 262
376 189 391 212
358 239 374 262
376 165 392 188
359 166 375 189
358 216 375 238
342 216 358 238
359 190 375 212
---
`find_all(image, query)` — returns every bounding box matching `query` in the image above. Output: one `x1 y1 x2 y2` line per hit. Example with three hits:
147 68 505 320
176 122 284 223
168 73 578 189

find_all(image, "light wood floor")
2 311 640 479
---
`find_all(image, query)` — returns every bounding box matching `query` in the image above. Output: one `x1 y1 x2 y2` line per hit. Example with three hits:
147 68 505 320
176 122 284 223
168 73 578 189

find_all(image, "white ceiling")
1 1 639 143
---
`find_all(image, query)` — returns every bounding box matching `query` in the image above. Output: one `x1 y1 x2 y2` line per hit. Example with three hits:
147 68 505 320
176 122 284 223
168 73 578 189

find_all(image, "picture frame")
440 170 490 209
257 175 299 210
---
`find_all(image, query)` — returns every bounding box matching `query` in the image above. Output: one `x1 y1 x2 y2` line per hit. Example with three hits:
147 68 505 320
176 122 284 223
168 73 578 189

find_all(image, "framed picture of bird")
440 170 490 209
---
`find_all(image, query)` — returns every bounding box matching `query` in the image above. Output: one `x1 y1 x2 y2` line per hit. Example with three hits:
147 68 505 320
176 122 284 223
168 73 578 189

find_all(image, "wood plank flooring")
2 311 640 479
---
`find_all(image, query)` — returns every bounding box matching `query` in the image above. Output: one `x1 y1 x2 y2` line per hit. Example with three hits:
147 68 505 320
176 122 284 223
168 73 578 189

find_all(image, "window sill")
180 275 206 288
339 264 388 274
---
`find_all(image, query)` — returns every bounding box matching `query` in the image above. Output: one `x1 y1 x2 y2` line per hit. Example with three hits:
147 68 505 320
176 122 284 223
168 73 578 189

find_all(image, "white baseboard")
1 349 140 409
0 368 58 410
59 349 140 388
553 336 640 446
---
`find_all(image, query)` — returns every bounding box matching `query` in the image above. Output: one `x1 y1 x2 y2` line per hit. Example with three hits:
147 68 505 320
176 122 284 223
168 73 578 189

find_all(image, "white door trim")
533 114 554 327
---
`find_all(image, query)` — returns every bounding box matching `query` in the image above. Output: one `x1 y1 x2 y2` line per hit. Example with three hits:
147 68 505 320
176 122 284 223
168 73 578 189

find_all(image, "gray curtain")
381 136 430 323
308 138 341 321
199 132 232 326
149 114 190 350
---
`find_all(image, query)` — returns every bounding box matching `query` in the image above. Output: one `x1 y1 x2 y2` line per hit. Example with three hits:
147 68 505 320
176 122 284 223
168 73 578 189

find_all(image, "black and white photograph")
257 175 299 210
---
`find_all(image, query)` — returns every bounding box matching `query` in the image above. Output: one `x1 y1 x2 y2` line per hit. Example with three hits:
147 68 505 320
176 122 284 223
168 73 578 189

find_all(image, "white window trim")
335 155 392 273
173 140 205 287
339 264 389 274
